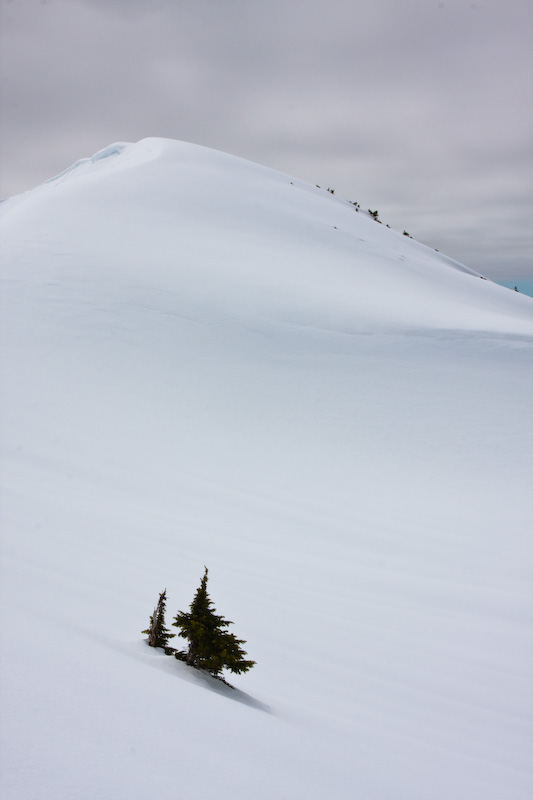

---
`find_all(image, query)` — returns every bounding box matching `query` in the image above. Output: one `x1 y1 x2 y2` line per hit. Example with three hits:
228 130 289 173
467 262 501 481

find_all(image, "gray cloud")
1 0 532 278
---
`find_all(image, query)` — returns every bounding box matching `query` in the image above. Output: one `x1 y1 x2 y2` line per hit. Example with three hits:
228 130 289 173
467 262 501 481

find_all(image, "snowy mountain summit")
1 139 532 800
2 137 532 335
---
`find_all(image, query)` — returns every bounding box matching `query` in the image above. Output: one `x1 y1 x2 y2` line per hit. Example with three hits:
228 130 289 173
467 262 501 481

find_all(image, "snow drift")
1 138 532 799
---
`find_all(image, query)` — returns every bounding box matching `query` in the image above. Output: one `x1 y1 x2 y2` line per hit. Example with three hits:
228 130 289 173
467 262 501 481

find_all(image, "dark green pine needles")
142 589 175 650
173 567 255 678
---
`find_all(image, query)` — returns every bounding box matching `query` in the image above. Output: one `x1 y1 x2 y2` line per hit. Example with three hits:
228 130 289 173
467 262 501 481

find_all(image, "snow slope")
1 138 532 799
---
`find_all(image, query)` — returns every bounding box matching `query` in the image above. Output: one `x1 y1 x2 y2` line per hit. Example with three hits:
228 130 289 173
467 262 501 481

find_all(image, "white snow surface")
1 137 532 799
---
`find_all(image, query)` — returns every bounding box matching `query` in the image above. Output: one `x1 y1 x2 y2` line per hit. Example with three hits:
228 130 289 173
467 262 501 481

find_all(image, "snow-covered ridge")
2 137 532 336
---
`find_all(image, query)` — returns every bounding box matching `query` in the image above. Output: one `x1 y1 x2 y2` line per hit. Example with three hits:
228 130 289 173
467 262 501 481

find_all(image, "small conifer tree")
173 567 255 678
142 589 175 650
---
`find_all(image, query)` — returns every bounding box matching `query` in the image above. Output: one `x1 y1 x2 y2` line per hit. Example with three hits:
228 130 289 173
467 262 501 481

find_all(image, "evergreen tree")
173 567 255 678
142 589 175 650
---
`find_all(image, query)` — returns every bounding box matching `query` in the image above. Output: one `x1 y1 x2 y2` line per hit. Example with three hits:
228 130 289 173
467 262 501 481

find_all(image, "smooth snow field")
1 138 532 799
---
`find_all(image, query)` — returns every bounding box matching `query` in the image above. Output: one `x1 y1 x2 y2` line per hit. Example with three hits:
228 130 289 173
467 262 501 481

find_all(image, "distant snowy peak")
2 137 532 335
41 138 269 190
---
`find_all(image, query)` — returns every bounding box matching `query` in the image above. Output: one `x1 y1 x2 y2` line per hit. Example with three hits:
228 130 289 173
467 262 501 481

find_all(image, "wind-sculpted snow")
43 141 130 185
0 139 532 800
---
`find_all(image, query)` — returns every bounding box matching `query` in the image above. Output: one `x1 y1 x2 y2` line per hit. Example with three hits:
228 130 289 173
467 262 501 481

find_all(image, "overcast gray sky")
1 0 532 279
